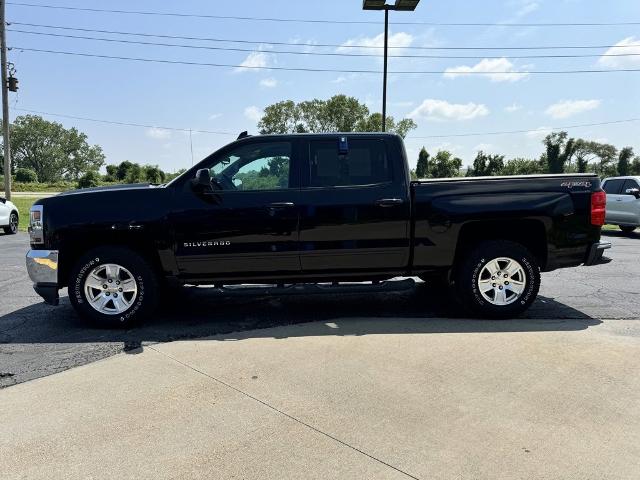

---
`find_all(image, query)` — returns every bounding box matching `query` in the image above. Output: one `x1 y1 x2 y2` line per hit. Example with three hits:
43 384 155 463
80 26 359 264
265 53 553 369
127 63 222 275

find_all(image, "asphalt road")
1 230 639 389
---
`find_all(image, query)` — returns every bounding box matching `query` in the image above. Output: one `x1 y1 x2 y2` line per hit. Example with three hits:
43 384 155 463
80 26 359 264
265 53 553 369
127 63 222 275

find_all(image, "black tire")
3 212 18 234
455 240 540 319
620 226 636 235
69 246 159 328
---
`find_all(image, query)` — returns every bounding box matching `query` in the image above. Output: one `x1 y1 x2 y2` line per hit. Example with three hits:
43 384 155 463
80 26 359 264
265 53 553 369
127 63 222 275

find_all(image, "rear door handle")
268 202 295 209
376 198 403 207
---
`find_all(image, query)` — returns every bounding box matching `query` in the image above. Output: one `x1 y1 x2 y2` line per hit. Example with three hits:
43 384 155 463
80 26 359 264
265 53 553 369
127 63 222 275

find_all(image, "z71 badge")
183 240 231 248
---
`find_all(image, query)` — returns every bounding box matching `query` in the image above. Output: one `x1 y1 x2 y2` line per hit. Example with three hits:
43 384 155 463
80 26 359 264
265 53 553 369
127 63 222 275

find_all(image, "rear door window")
308 138 391 187
603 179 624 194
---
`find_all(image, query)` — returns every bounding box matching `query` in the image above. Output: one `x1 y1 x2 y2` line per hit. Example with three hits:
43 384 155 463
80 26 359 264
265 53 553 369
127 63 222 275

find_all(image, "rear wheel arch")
453 219 548 271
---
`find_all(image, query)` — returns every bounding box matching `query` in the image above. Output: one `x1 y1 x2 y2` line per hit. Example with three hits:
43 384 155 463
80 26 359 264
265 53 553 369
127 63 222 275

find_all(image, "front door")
616 179 640 224
171 139 301 280
298 135 411 274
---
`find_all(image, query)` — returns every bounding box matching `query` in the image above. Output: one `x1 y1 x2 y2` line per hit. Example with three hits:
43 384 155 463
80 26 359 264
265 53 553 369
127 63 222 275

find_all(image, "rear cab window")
306 137 392 188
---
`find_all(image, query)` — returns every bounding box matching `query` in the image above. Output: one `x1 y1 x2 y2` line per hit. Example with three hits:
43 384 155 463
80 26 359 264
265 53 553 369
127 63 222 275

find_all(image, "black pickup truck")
26 132 610 327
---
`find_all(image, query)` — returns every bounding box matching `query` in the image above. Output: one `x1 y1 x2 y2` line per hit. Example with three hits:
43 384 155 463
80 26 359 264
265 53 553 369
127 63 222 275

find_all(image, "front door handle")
376 198 403 207
268 202 295 209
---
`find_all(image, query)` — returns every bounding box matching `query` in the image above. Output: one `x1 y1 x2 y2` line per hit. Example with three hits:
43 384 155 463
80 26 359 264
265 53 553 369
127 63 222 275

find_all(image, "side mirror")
625 188 640 199
191 168 212 191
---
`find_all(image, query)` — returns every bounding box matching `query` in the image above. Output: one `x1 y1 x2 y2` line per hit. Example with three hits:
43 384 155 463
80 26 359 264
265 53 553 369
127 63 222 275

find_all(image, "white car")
602 176 640 234
0 196 19 235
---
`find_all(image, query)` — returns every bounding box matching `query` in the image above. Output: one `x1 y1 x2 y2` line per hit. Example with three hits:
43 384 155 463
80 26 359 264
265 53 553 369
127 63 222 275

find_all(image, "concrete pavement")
2 317 639 479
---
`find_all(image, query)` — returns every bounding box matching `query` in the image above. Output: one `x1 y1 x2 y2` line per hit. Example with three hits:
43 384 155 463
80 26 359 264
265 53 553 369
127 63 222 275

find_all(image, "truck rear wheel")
455 240 540 319
69 246 159 328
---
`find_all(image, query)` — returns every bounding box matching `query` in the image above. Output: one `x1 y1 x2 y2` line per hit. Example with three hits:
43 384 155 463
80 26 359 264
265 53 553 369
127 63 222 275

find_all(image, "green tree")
77 170 101 189
143 165 166 184
500 158 546 176
467 151 505 177
3 115 105 183
630 157 640 176
543 132 576 174
116 161 135 181
258 95 417 138
14 167 38 183
429 150 462 178
104 164 118 182
125 163 144 183
617 147 634 176
416 147 430 178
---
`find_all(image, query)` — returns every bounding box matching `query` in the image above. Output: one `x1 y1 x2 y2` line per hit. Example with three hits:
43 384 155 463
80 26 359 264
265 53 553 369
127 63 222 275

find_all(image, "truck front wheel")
69 246 159 328
455 240 540 319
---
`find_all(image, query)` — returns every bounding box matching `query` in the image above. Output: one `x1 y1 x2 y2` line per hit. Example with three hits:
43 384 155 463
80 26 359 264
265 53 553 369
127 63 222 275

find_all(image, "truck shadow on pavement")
0 283 603 387
1 282 602 347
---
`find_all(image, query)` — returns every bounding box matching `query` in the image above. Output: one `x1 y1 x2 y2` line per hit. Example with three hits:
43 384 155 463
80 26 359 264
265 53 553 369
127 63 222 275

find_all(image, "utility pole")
382 7 388 132
1 0 11 200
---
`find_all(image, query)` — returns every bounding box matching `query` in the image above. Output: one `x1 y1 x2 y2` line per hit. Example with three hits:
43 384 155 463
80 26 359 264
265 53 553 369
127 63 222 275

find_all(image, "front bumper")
584 241 612 266
26 250 60 306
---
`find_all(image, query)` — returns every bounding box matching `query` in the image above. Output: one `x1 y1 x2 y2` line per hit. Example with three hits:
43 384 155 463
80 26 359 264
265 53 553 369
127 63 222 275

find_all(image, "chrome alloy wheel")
84 263 138 315
477 257 527 306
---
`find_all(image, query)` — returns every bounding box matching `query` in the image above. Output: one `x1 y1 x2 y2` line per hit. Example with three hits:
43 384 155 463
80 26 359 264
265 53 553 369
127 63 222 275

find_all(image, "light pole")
362 0 421 132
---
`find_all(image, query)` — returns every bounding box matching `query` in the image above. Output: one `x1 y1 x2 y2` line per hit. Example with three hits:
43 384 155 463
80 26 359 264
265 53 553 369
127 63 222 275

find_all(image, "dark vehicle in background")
26 133 611 327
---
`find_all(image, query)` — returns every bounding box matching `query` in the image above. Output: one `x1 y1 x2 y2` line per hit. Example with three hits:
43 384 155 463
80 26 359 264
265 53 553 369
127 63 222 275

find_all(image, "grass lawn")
10 196 40 231
602 224 620 232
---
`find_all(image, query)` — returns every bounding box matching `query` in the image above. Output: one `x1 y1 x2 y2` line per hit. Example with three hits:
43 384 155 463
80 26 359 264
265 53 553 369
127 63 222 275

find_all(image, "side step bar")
200 278 416 297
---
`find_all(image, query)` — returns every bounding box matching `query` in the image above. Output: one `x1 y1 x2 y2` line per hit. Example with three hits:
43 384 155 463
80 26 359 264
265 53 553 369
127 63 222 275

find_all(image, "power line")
13 47 640 75
14 108 236 135
6 2 640 27
15 108 640 140
409 118 640 138
9 29 640 60
10 22 638 51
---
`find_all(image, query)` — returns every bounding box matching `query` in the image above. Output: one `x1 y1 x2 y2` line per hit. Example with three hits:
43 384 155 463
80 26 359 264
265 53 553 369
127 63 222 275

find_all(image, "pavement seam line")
147 344 422 480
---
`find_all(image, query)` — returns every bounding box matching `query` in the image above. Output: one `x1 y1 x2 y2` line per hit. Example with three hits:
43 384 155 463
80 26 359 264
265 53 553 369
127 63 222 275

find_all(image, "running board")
202 278 416 297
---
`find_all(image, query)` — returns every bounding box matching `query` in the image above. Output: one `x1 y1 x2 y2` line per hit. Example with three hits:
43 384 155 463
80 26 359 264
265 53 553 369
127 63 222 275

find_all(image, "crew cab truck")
26 133 611 327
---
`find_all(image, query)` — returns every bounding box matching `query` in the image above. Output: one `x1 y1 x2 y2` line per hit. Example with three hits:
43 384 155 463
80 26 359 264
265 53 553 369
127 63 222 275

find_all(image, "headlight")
29 205 44 244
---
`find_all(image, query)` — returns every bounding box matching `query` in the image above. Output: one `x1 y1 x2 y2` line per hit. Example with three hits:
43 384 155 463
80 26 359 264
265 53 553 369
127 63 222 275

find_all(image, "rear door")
603 178 625 223
297 135 411 274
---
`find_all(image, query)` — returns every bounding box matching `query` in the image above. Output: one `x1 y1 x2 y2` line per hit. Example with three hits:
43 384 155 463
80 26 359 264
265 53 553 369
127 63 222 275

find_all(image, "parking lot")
1 230 639 479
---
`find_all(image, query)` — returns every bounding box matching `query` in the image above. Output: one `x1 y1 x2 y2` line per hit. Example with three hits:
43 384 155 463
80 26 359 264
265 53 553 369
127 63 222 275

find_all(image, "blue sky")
6 0 640 172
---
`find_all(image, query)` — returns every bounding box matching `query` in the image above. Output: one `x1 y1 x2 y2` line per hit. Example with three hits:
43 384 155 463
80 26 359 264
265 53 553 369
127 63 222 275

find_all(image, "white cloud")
505 103 522 113
244 106 263 123
208 113 222 120
259 77 278 88
337 32 414 54
235 51 271 73
145 127 171 140
409 99 490 121
544 99 601 119
444 58 530 82
598 36 640 68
